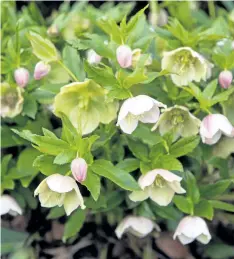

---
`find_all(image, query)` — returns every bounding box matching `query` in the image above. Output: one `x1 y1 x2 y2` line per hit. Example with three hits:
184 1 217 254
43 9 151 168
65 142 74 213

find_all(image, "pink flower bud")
219 70 233 89
14 68 29 88
87 49 102 65
34 61 51 80
71 158 88 183
116 45 132 68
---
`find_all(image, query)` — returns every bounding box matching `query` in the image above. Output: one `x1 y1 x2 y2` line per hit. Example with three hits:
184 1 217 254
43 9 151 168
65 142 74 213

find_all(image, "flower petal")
0 195 22 216
148 185 175 206
118 115 138 134
46 174 76 193
139 105 160 123
129 190 149 202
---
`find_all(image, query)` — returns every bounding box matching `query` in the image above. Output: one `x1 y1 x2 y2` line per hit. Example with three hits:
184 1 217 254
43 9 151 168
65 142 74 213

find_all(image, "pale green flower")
0 82 24 118
162 47 212 86
54 79 119 135
152 105 201 139
34 174 85 216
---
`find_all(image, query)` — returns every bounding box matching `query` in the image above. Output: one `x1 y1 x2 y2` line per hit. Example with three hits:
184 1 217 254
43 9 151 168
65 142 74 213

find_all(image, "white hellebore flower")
117 95 167 134
200 114 234 145
34 174 85 216
162 47 212 86
115 216 160 239
0 195 22 216
87 49 102 65
173 216 211 245
129 169 186 206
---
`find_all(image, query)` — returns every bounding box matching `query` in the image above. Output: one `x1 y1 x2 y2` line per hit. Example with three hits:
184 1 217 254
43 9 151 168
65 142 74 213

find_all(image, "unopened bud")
219 70 233 89
116 45 132 68
71 158 88 183
34 61 51 80
87 49 102 65
14 68 29 88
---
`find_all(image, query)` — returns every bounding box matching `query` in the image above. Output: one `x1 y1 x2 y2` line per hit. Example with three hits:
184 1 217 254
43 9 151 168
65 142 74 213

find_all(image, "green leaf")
173 195 193 214
150 201 181 220
46 207 66 219
116 158 139 173
200 179 233 199
204 243 234 259
202 79 218 99
209 200 234 212
137 201 156 220
1 228 28 255
63 45 85 81
28 31 59 62
194 200 214 220
22 95 38 119
153 155 183 171
33 155 69 176
91 159 139 191
182 171 200 204
82 169 101 201
127 137 149 162
53 150 76 165
63 209 86 242
1 155 12 176
170 136 200 158
16 148 40 179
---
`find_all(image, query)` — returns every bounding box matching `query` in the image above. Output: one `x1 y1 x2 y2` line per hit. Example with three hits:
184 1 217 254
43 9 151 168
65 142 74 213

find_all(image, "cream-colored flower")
129 169 185 206
152 105 201 139
117 95 166 134
0 82 24 118
173 216 211 245
34 174 85 215
115 216 160 239
54 79 119 135
0 195 22 216
162 47 212 86
200 114 234 145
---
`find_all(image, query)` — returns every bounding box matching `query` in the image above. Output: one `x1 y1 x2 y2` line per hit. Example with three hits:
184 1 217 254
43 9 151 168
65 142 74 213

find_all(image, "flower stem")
57 60 79 82
208 0 215 19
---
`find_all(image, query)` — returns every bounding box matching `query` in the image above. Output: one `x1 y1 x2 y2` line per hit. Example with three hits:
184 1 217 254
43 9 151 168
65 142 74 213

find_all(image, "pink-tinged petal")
46 174 76 193
129 190 149 202
148 185 175 206
139 105 160 123
14 68 29 88
34 61 51 80
118 116 138 134
200 114 220 139
202 131 222 145
219 70 233 89
116 45 132 68
71 158 88 183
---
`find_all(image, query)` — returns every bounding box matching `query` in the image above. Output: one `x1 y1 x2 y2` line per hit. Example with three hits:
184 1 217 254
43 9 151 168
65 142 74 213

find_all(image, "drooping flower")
0 195 22 216
0 82 24 118
219 70 233 89
129 169 186 206
14 68 29 88
152 105 201 139
87 49 102 65
53 79 119 135
117 95 166 134
162 47 212 86
34 61 51 80
34 174 85 215
71 158 88 183
149 8 168 27
200 114 234 145
173 216 211 245
116 45 132 68
115 216 160 239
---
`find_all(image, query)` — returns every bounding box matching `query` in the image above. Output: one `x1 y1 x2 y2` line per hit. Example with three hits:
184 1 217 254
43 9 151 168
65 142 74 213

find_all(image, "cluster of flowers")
1 38 234 246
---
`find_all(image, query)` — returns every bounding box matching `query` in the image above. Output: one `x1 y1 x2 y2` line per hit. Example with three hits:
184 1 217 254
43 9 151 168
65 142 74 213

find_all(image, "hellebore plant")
2 3 234 257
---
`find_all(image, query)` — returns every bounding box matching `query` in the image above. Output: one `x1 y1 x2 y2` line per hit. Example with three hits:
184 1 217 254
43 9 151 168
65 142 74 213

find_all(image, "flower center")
175 51 196 73
155 175 166 187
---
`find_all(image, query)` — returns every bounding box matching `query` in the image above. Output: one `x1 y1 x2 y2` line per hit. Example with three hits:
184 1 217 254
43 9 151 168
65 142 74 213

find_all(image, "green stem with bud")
57 60 79 82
